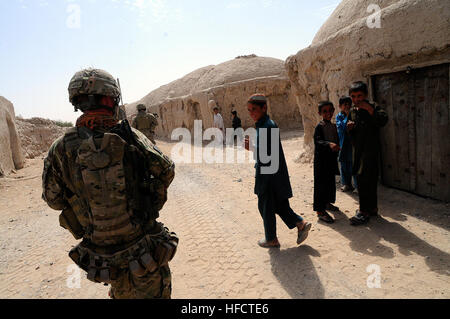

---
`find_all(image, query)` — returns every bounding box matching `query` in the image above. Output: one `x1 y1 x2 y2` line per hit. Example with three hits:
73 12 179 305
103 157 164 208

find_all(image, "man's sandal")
350 211 371 226
258 239 281 249
341 185 354 193
317 212 335 224
297 223 312 245
369 208 379 217
326 204 340 212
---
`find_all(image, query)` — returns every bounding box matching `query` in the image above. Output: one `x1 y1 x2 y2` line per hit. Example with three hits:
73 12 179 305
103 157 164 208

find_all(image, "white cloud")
316 1 340 19
227 0 276 10
108 0 180 30
262 0 274 8
226 1 248 9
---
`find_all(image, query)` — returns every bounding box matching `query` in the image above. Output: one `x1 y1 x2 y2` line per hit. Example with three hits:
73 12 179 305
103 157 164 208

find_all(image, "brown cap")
248 94 267 104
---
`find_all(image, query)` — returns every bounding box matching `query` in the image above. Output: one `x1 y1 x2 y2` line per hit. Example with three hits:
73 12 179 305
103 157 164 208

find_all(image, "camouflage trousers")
109 265 172 299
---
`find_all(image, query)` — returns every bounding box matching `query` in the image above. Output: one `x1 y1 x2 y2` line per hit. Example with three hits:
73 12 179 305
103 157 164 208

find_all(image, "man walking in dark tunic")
244 94 311 248
347 82 389 225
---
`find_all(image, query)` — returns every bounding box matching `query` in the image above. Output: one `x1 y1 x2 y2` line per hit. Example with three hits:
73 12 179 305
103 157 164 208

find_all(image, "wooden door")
416 64 450 201
373 63 450 202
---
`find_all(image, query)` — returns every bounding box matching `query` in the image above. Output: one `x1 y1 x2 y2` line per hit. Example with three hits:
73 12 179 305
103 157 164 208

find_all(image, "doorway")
372 63 449 202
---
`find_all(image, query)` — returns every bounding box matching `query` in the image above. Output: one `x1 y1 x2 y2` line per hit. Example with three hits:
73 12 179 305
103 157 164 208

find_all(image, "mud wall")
146 76 302 139
15 118 68 159
0 97 24 176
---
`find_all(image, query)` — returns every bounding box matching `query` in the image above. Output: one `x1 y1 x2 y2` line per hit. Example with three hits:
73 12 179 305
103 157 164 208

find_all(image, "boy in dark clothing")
336 96 357 192
231 111 242 130
314 101 341 224
245 94 311 248
231 111 243 145
347 82 389 226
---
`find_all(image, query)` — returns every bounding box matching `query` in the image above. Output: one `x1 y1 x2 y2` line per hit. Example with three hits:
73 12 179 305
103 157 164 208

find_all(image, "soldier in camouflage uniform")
132 104 159 144
42 68 178 299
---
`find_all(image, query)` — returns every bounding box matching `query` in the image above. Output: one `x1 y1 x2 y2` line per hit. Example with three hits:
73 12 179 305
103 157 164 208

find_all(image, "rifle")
117 78 125 108
116 78 127 121
114 79 159 223
112 119 159 224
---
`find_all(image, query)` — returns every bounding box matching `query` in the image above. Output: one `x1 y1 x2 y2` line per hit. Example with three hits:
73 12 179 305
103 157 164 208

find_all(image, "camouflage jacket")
42 125 175 245
132 112 158 132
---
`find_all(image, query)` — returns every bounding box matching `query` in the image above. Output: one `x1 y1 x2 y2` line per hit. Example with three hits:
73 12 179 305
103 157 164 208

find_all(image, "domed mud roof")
312 0 399 45
136 55 286 107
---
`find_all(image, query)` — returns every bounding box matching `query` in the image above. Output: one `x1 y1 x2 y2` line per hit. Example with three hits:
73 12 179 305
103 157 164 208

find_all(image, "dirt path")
1 132 449 299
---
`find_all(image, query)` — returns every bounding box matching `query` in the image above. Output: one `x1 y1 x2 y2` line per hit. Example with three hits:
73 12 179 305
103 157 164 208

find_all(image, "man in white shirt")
210 101 225 145
213 107 224 131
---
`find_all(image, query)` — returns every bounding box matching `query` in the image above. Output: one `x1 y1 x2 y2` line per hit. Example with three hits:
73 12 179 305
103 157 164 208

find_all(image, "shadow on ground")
340 183 450 232
378 185 450 232
269 245 324 299
325 208 450 276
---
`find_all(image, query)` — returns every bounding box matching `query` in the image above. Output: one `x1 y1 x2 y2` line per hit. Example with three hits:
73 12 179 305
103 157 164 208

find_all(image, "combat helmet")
68 68 121 112
137 104 147 112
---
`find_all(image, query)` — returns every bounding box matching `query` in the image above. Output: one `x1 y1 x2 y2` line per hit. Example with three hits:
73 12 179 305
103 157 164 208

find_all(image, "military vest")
135 113 156 131
63 127 144 247
59 125 178 285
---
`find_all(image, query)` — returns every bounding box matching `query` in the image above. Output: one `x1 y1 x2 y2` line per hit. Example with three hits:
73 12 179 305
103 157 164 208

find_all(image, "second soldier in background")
132 104 159 144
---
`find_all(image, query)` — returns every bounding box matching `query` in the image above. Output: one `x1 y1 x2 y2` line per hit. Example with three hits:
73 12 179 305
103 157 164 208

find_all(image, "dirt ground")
0 131 449 299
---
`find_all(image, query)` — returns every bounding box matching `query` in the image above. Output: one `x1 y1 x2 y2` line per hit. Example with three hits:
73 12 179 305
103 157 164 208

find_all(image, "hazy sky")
0 0 340 123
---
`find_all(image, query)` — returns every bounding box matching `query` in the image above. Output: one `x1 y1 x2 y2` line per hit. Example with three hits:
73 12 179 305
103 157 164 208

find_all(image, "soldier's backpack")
134 114 150 130
62 127 143 247
61 125 179 284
